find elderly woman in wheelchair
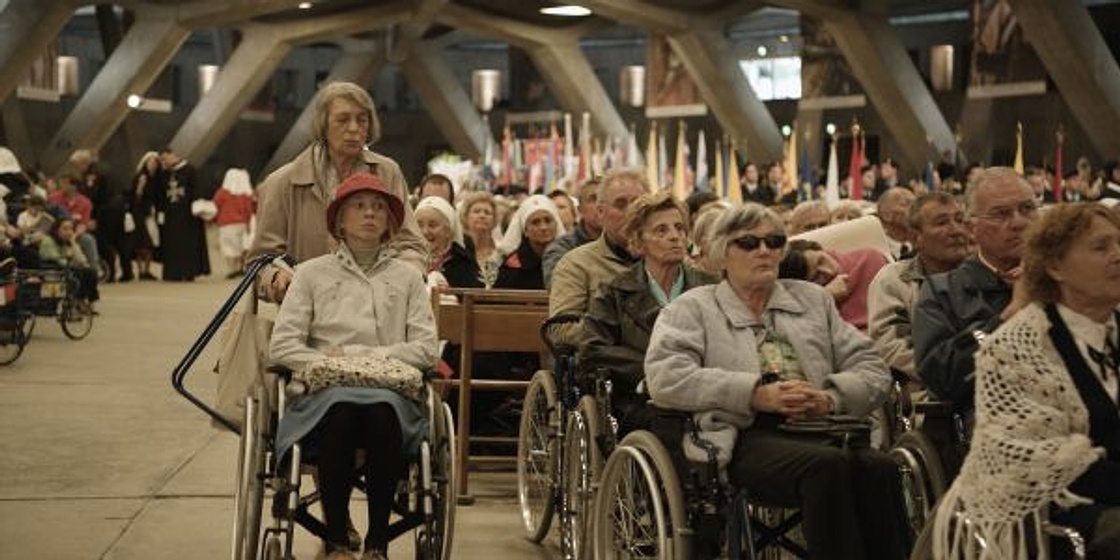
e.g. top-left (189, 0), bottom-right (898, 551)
top-left (639, 202), bottom-right (909, 559)
top-left (269, 172), bottom-right (439, 560)
top-left (929, 203), bottom-right (1120, 560)
top-left (581, 190), bottom-right (717, 437)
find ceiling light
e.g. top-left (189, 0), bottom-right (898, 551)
top-left (779, 35), bottom-right (789, 43)
top-left (127, 94), bottom-right (143, 109)
top-left (781, 124), bottom-right (792, 137)
top-left (540, 5), bottom-right (592, 17)
top-left (826, 123), bottom-right (837, 136)
top-left (756, 45), bottom-right (768, 57)
top-left (298, 2), bottom-right (312, 9)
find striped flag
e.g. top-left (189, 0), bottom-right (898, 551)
top-left (714, 139), bottom-right (725, 199)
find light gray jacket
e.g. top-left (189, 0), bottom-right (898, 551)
top-left (270, 244), bottom-right (439, 373)
top-left (867, 257), bottom-right (927, 382)
top-left (645, 279), bottom-right (890, 465)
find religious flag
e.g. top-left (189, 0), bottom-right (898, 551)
top-left (1054, 128), bottom-right (1064, 202)
top-left (646, 122), bottom-right (659, 193)
top-left (714, 140), bottom-right (725, 199)
top-left (1013, 122), bottom-right (1024, 175)
top-left (727, 142), bottom-right (743, 205)
top-left (696, 129), bottom-right (709, 193)
top-left (824, 136), bottom-right (840, 206)
top-left (799, 131), bottom-right (815, 201)
top-left (627, 125), bottom-right (643, 168)
top-left (848, 124), bottom-right (864, 200)
top-left (658, 127), bottom-right (668, 189)
top-left (783, 122), bottom-right (799, 198)
top-left (672, 121), bottom-right (687, 200)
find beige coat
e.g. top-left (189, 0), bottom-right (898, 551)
top-left (866, 257), bottom-right (927, 382)
top-left (269, 244), bottom-right (439, 373)
top-left (548, 235), bottom-right (635, 348)
top-left (250, 145), bottom-right (427, 274)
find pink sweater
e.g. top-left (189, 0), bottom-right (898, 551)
top-left (831, 248), bottom-right (889, 331)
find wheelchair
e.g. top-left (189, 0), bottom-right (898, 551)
top-left (16, 267), bottom-right (94, 340)
top-left (516, 314), bottom-right (617, 560)
top-left (592, 406), bottom-right (823, 560)
top-left (173, 254), bottom-right (456, 560)
top-left (0, 272), bottom-right (33, 365)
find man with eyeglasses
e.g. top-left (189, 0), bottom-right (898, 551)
top-left (913, 167), bottom-right (1038, 408)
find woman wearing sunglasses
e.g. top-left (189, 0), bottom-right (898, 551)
top-left (644, 202), bottom-right (909, 560)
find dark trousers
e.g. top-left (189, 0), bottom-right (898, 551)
top-left (728, 422), bottom-right (909, 560)
top-left (317, 402), bottom-right (404, 552)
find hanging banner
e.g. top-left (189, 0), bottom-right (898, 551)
top-left (645, 34), bottom-right (707, 118)
top-left (967, 0), bottom-right (1048, 98)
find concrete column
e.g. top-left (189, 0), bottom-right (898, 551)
top-left (0, 0), bottom-right (77, 103)
top-left (264, 45), bottom-right (387, 174)
top-left (170, 27), bottom-right (291, 165)
top-left (435, 3), bottom-right (627, 139)
top-left (40, 14), bottom-right (189, 174)
top-left (576, 0), bottom-right (782, 160)
top-left (525, 41), bottom-right (628, 140)
top-left (819, 12), bottom-right (956, 170)
top-left (400, 42), bottom-right (496, 160)
top-left (667, 30), bottom-right (783, 162)
top-left (1009, 0), bottom-right (1120, 156)
top-left (1, 97), bottom-right (36, 169)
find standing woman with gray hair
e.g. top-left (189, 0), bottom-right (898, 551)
top-left (251, 81), bottom-right (426, 302)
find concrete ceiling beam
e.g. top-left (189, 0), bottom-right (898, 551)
top-left (39, 12), bottom-right (189, 174)
top-left (169, 3), bottom-right (415, 166)
top-left (1009, 0), bottom-right (1120, 156)
top-left (817, 11), bottom-right (956, 169)
top-left (400, 42), bottom-right (497, 161)
top-left (580, 0), bottom-right (783, 161)
top-left (437, 5), bottom-right (627, 139)
top-left (0, 0), bottom-right (81, 103)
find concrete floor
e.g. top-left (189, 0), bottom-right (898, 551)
top-left (0, 274), bottom-right (559, 560)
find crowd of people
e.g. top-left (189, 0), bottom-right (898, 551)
top-left (3, 78), bottom-right (1119, 558)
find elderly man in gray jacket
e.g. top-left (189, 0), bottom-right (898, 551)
top-left (645, 203), bottom-right (906, 560)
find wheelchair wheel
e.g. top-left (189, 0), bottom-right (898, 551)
top-left (58, 297), bottom-right (93, 340)
top-left (417, 390), bottom-right (457, 560)
top-left (232, 390), bottom-right (267, 560)
top-left (890, 430), bottom-right (947, 543)
top-left (562, 396), bottom-right (605, 559)
top-left (593, 431), bottom-right (689, 560)
top-left (517, 370), bottom-right (560, 543)
top-left (0, 313), bottom-right (31, 366)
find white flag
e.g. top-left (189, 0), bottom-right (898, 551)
top-left (695, 129), bottom-right (709, 192)
top-left (627, 125), bottom-right (643, 167)
top-left (824, 138), bottom-right (840, 206)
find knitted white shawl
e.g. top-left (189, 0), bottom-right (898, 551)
top-left (932, 304), bottom-right (1105, 559)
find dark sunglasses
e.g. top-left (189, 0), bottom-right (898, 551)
top-left (731, 234), bottom-right (787, 251)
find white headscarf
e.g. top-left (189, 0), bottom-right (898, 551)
top-left (497, 194), bottom-right (566, 256)
top-left (0, 148), bottom-right (21, 174)
top-left (135, 151), bottom-right (159, 174)
top-left (221, 168), bottom-right (254, 196)
top-left (416, 195), bottom-right (464, 247)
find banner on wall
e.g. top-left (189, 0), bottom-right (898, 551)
top-left (645, 34), bottom-right (707, 118)
top-left (967, 0), bottom-right (1048, 98)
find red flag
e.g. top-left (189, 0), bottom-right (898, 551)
top-left (848, 125), bottom-right (864, 200)
top-left (1053, 129), bottom-right (1064, 202)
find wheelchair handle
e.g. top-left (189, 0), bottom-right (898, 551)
top-left (171, 253), bottom-right (284, 434)
top-left (540, 313), bottom-right (583, 354)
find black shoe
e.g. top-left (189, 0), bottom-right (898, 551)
top-left (139, 272), bottom-right (157, 281)
top-left (119, 276), bottom-right (133, 283)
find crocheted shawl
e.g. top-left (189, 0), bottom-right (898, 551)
top-left (932, 303), bottom-right (1104, 559)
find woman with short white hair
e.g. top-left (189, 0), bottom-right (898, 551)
top-left (415, 195), bottom-right (481, 289)
top-left (645, 202), bottom-right (907, 559)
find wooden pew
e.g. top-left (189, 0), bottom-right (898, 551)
top-left (431, 288), bottom-right (550, 504)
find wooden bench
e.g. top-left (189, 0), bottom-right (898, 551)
top-left (431, 288), bottom-right (550, 504)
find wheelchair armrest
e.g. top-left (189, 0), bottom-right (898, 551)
top-left (914, 399), bottom-right (955, 417)
top-left (1042, 522), bottom-right (1087, 559)
top-left (267, 365), bottom-right (293, 382)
